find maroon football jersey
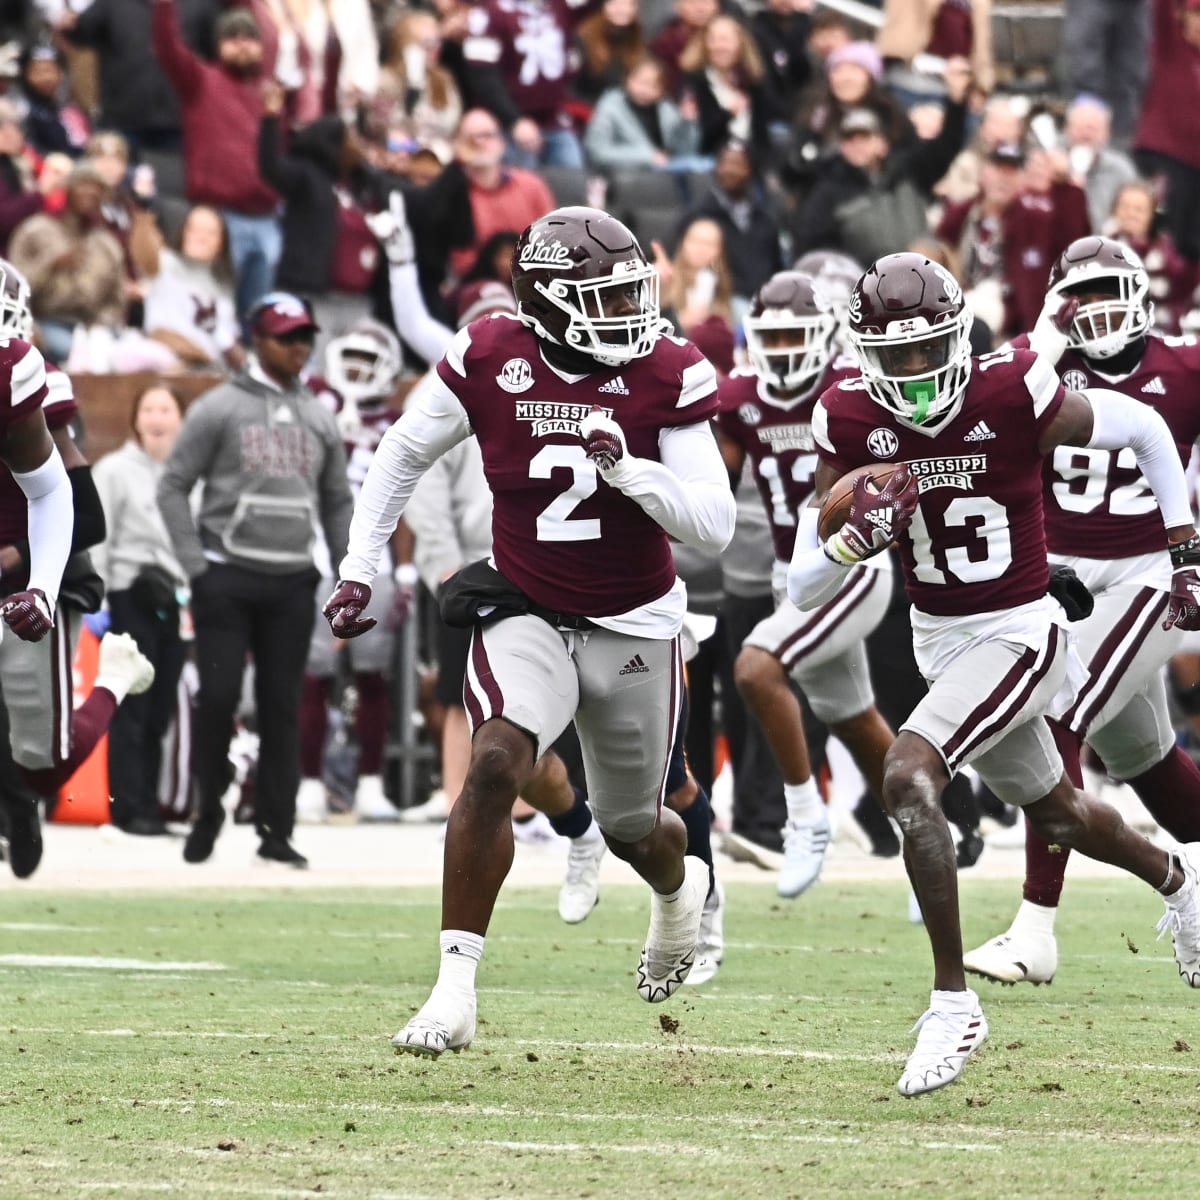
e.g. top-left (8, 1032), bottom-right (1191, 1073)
top-left (308, 376), bottom-right (400, 501)
top-left (718, 358), bottom-right (858, 562)
top-left (1012, 333), bottom-right (1200, 559)
top-left (0, 347), bottom-right (62, 550)
top-left (816, 347), bottom-right (1063, 617)
top-left (436, 313), bottom-right (720, 615)
top-left (463, 0), bottom-right (583, 126)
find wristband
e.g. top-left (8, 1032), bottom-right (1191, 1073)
top-left (1169, 533), bottom-right (1200, 569)
top-left (393, 563), bottom-right (419, 587)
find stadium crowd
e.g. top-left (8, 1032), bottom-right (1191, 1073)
top-left (0, 0), bottom-right (1199, 1096)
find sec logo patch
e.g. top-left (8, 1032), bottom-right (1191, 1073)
top-left (497, 358), bottom-right (534, 394)
top-left (1061, 370), bottom-right (1089, 393)
top-left (867, 427), bottom-right (899, 458)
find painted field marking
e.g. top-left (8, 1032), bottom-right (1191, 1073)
top-left (0, 954), bottom-right (225, 971)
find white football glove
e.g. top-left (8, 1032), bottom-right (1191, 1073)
top-left (1028, 293), bottom-right (1080, 366)
top-left (579, 408), bottom-right (627, 475)
top-left (366, 190), bottom-right (415, 267)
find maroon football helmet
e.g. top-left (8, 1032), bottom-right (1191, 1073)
top-left (1047, 235), bottom-right (1151, 360)
top-left (792, 249), bottom-right (863, 332)
top-left (744, 271), bottom-right (837, 394)
top-left (511, 206), bottom-right (660, 366)
top-left (846, 252), bottom-right (972, 426)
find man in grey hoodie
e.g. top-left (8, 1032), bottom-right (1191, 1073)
top-left (158, 292), bottom-right (354, 867)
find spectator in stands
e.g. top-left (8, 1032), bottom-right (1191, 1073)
top-left (750, 0), bottom-right (814, 110)
top-left (58, 0), bottom-right (211, 154)
top-left (153, 0), bottom-right (281, 321)
top-left (369, 8), bottom-right (462, 163)
top-left (92, 384), bottom-right (188, 837)
top-left (793, 59), bottom-right (970, 267)
top-left (935, 92), bottom-right (1026, 203)
top-left (461, 0), bottom-right (587, 168)
top-left (573, 0), bottom-right (646, 107)
top-left (86, 131), bottom-right (156, 287)
top-left (807, 8), bottom-right (853, 63)
top-left (257, 81), bottom-right (378, 352)
top-left (655, 215), bottom-right (735, 344)
top-left (876, 0), bottom-right (995, 104)
top-left (0, 98), bottom-right (50, 253)
top-left (159, 292), bottom-right (353, 869)
top-left (17, 41), bottom-right (90, 160)
top-left (1055, 95), bottom-right (1138, 233)
top-left (1106, 178), bottom-right (1196, 333)
top-left (936, 142), bottom-right (1090, 337)
top-left (239, 0), bottom-right (342, 124)
top-left (1065, 0), bottom-right (1149, 147)
top-left (682, 139), bottom-right (782, 304)
top-left (679, 14), bottom-right (787, 159)
top-left (9, 160), bottom-right (126, 363)
top-left (1135, 0), bottom-right (1200, 262)
top-left (650, 0), bottom-right (718, 96)
top-left (583, 56), bottom-right (702, 174)
top-left (787, 39), bottom-right (913, 191)
top-left (132, 202), bottom-right (242, 368)
top-left (446, 108), bottom-right (554, 277)
top-left (451, 230), bottom-right (517, 308)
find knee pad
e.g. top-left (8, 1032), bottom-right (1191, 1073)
top-left (594, 805), bottom-right (657, 845)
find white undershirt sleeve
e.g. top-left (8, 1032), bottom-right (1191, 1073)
top-left (12, 446), bottom-right (72, 608)
top-left (787, 503), bottom-right (852, 609)
top-left (601, 421), bottom-right (735, 553)
top-left (338, 373), bottom-right (473, 584)
top-left (388, 260), bottom-right (456, 367)
top-left (1083, 387), bottom-right (1194, 530)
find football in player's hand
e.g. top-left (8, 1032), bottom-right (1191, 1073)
top-left (817, 465), bottom-right (901, 542)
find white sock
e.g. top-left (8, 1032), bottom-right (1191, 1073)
top-left (436, 930), bottom-right (484, 992)
top-left (574, 820), bottom-right (603, 846)
top-left (784, 779), bottom-right (822, 826)
top-left (1010, 899), bottom-right (1058, 936)
top-left (931, 987), bottom-right (977, 1012)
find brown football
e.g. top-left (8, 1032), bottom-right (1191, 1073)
top-left (817, 464), bottom-right (903, 542)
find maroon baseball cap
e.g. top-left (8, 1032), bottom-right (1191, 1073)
top-left (251, 292), bottom-right (320, 338)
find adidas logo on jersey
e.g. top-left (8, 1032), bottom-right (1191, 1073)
top-left (619, 654), bottom-right (651, 675)
top-left (598, 376), bottom-right (630, 396)
top-left (963, 420), bottom-right (996, 442)
top-left (1141, 376), bottom-right (1166, 395)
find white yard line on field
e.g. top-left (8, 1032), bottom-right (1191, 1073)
top-left (0, 954), bottom-right (226, 971)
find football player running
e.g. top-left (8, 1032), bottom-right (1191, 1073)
top-left (324, 207), bottom-right (735, 1057)
top-left (717, 270), bottom-right (894, 897)
top-left (964, 236), bottom-right (1200, 984)
top-left (789, 251), bottom-right (1200, 1096)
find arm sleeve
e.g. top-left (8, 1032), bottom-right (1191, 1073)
top-left (388, 260), bottom-right (455, 366)
top-left (156, 399), bottom-right (222, 579)
top-left (601, 421), bottom-right (735, 553)
top-left (1084, 386), bottom-right (1194, 529)
top-left (6, 464), bottom-right (106, 573)
top-left (786, 503), bottom-right (852, 609)
top-left (256, 115), bottom-right (307, 197)
top-left (12, 448), bottom-right (73, 607)
top-left (338, 373), bottom-right (474, 583)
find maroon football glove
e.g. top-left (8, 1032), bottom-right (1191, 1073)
top-left (825, 465), bottom-right (920, 565)
top-left (0, 588), bottom-right (53, 642)
top-left (579, 407), bottom-right (626, 473)
top-left (1165, 568), bottom-right (1200, 631)
top-left (323, 580), bottom-right (376, 639)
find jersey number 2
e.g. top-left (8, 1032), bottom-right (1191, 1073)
top-left (530, 445), bottom-right (601, 542)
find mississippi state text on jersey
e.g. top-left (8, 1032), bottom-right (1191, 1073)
top-left (437, 312), bottom-right (719, 615)
top-left (718, 358), bottom-right (857, 562)
top-left (814, 347), bottom-right (1063, 616)
top-left (1012, 333), bottom-right (1200, 560)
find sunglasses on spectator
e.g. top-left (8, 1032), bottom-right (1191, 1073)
top-left (270, 329), bottom-right (316, 346)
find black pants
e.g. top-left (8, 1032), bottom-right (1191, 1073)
top-left (720, 591), bottom-right (788, 851)
top-left (107, 588), bottom-right (187, 827)
top-left (191, 563), bottom-right (318, 841)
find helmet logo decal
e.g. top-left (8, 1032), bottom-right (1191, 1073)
top-left (930, 263), bottom-right (961, 303)
top-left (496, 357), bottom-right (535, 394)
top-left (847, 289), bottom-right (863, 325)
top-left (517, 231), bottom-right (574, 271)
top-left (867, 428), bottom-right (899, 458)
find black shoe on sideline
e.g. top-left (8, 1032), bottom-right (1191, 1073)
top-left (257, 836), bottom-right (308, 869)
top-left (853, 795), bottom-right (900, 858)
top-left (956, 828), bottom-right (986, 870)
top-left (183, 807), bottom-right (226, 864)
top-left (117, 815), bottom-right (171, 837)
top-left (6, 797), bottom-right (43, 879)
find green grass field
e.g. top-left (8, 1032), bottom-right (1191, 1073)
top-left (0, 877), bottom-right (1197, 1199)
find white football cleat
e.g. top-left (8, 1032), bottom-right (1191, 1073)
top-left (683, 877), bottom-right (725, 986)
top-left (392, 987), bottom-right (476, 1059)
top-left (778, 811), bottom-right (831, 898)
top-left (353, 774), bottom-right (398, 822)
top-left (637, 856), bottom-right (708, 1002)
top-left (1156, 843), bottom-right (1200, 988)
top-left (558, 824), bottom-right (605, 924)
top-left (399, 789), bottom-right (450, 824)
top-left (897, 989), bottom-right (988, 1097)
top-left (719, 830), bottom-right (782, 871)
top-left (294, 777), bottom-right (328, 824)
top-left (95, 632), bottom-right (155, 700)
top-left (963, 928), bottom-right (1057, 985)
